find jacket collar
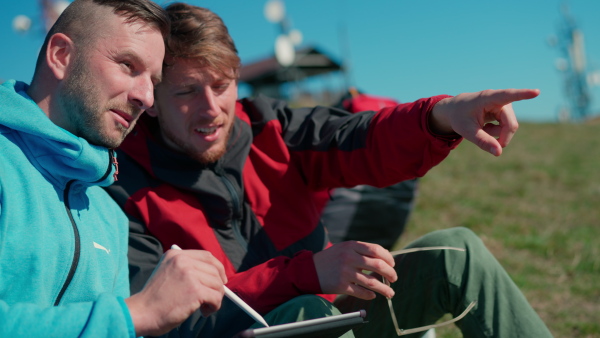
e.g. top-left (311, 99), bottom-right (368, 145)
top-left (0, 80), bottom-right (116, 189)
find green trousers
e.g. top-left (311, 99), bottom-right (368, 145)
top-left (263, 227), bottom-right (552, 338)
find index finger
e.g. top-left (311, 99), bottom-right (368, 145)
top-left (352, 241), bottom-right (396, 268)
top-left (484, 88), bottom-right (540, 106)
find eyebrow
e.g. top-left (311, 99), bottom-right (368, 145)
top-left (169, 72), bottom-right (229, 88)
top-left (119, 50), bottom-right (162, 85)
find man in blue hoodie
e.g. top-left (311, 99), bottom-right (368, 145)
top-left (0, 0), bottom-right (228, 337)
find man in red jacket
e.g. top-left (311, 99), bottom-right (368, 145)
top-left (105, 3), bottom-right (551, 337)
top-left (321, 90), bottom-right (419, 251)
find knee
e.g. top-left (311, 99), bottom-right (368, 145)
top-left (287, 294), bottom-right (333, 307)
top-left (263, 295), bottom-right (343, 327)
top-left (412, 227), bottom-right (483, 249)
top-left (280, 295), bottom-right (342, 318)
top-left (444, 227), bottom-right (482, 247)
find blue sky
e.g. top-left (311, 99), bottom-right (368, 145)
top-left (2, 0), bottom-right (600, 122)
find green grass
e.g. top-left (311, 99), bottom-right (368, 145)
top-left (392, 122), bottom-right (600, 338)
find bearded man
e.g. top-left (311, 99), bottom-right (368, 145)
top-left (107, 3), bottom-right (552, 337)
top-left (0, 1), bottom-right (228, 336)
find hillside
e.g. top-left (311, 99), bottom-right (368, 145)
top-left (394, 122), bottom-right (600, 337)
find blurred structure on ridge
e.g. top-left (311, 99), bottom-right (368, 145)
top-left (240, 0), bottom-right (348, 107)
top-left (12, 0), bottom-right (70, 35)
top-left (548, 2), bottom-right (600, 122)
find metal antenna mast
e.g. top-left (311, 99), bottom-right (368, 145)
top-left (549, 3), bottom-right (595, 121)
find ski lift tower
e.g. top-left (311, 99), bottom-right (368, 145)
top-left (549, 3), bottom-right (594, 121)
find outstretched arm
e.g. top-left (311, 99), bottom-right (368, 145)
top-left (430, 88), bottom-right (540, 156)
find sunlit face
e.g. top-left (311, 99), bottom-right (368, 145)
top-left (59, 13), bottom-right (164, 148)
top-left (150, 58), bottom-right (238, 164)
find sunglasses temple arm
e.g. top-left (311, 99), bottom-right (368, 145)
top-left (387, 297), bottom-right (477, 336)
top-left (389, 246), bottom-right (466, 256)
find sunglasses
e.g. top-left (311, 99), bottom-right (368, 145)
top-left (382, 246), bottom-right (477, 336)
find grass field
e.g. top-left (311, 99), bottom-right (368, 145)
top-left (393, 122), bottom-right (600, 337)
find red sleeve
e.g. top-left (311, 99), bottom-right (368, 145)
top-left (296, 95), bottom-right (462, 190)
top-left (342, 93), bottom-right (401, 113)
top-left (225, 250), bottom-right (336, 314)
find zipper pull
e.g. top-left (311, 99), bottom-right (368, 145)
top-left (110, 150), bottom-right (119, 181)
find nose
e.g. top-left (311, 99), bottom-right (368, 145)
top-left (198, 88), bottom-right (220, 118)
top-left (128, 76), bottom-right (154, 111)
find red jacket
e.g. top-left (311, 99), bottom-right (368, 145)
top-left (105, 94), bottom-right (461, 334)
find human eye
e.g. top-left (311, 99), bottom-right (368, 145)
top-left (213, 81), bottom-right (230, 94)
top-left (174, 87), bottom-right (194, 96)
top-left (119, 59), bottom-right (135, 73)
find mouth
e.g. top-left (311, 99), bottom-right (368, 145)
top-left (111, 109), bottom-right (133, 129)
top-left (195, 125), bottom-right (220, 136)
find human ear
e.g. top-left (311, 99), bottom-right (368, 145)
top-left (46, 33), bottom-right (74, 81)
top-left (145, 105), bottom-right (158, 117)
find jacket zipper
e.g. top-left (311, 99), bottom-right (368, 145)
top-left (218, 174), bottom-right (248, 251)
top-left (54, 180), bottom-right (80, 306)
top-left (53, 150), bottom-right (115, 306)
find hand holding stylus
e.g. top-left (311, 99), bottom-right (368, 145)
top-left (171, 245), bottom-right (269, 327)
top-left (125, 244), bottom-right (227, 336)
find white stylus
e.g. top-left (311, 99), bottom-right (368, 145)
top-left (170, 244), bottom-right (270, 327)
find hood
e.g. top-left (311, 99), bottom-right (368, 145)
top-left (0, 80), bottom-right (116, 189)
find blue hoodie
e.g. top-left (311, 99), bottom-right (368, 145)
top-left (0, 80), bottom-right (135, 337)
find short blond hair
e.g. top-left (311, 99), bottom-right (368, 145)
top-left (165, 3), bottom-right (241, 79)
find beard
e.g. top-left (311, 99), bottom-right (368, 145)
top-left (60, 54), bottom-right (140, 148)
top-left (157, 114), bottom-right (233, 165)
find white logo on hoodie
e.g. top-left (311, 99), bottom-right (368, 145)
top-left (93, 242), bottom-right (110, 254)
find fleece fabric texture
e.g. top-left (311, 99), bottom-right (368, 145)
top-left (0, 80), bottom-right (135, 337)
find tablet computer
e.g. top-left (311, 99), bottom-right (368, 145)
top-left (234, 310), bottom-right (367, 338)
